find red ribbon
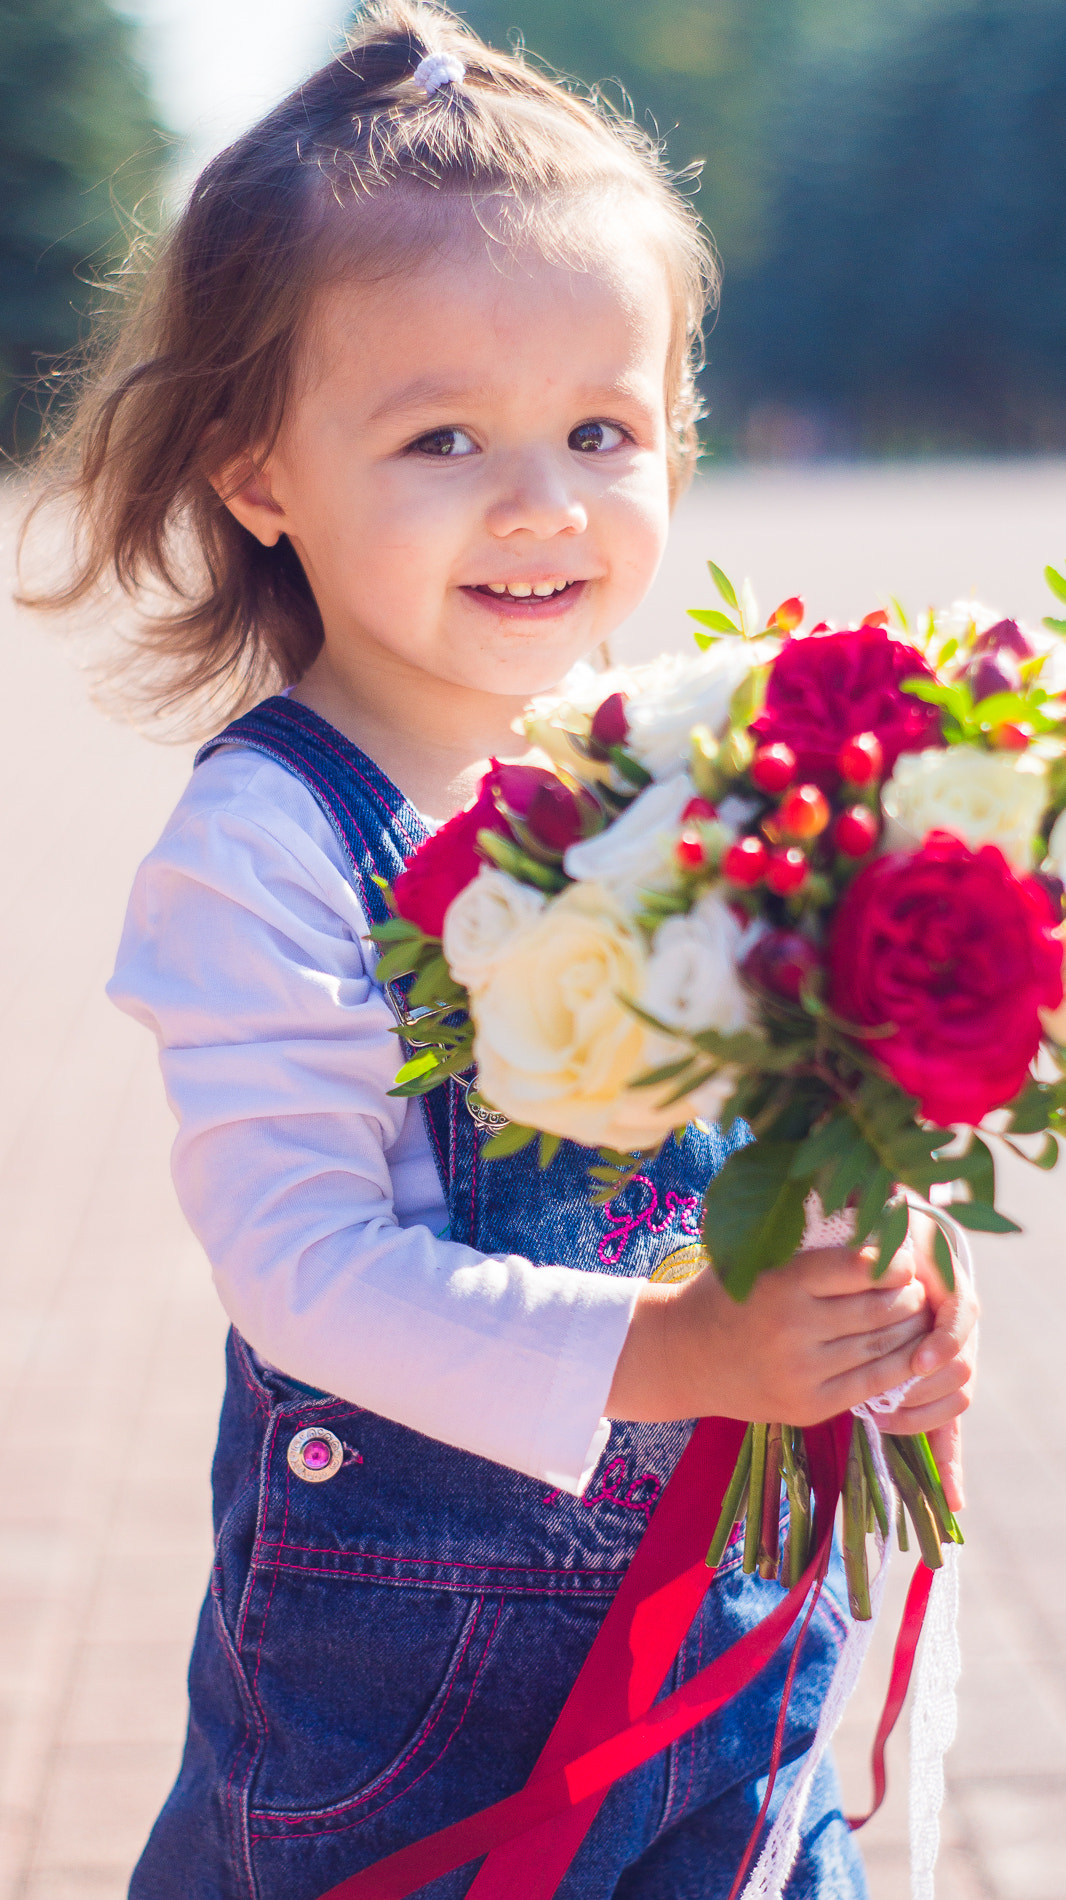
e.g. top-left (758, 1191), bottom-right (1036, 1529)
top-left (318, 1414), bottom-right (854, 1900)
top-left (847, 1557), bottom-right (936, 1829)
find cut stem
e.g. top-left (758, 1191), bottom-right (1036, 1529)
top-left (744, 1424), bottom-right (769, 1575)
top-left (758, 1423), bottom-right (784, 1580)
top-left (843, 1419), bottom-right (872, 1619)
top-left (883, 1436), bottom-right (944, 1570)
top-left (855, 1418), bottom-right (890, 1538)
top-left (706, 1425), bottom-right (754, 1569)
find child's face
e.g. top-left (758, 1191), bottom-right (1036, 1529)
top-left (224, 218), bottom-right (675, 703)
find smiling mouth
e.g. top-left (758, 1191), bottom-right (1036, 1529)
top-left (465, 579), bottom-right (586, 607)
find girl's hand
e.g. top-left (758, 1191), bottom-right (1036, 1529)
top-left (877, 1215), bottom-right (979, 1512)
top-left (607, 1243), bottom-right (931, 1430)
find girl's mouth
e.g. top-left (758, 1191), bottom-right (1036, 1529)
top-left (463, 578), bottom-right (587, 615)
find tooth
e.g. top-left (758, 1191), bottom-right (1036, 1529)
top-left (486, 583), bottom-right (507, 594)
top-left (532, 582), bottom-right (557, 597)
top-left (507, 582), bottom-right (533, 597)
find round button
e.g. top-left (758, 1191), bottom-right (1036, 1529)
top-left (287, 1426), bottom-right (344, 1483)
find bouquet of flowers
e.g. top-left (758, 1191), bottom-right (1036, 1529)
top-left (371, 567), bottom-right (1066, 1618)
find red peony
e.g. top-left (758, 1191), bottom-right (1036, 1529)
top-left (391, 770), bottom-right (511, 938)
top-left (751, 628), bottom-right (944, 790)
top-left (828, 832), bottom-right (1064, 1125)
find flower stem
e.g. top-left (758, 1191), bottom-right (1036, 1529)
top-left (882, 1436), bottom-right (944, 1569)
top-left (855, 1418), bottom-right (890, 1538)
top-left (782, 1425), bottom-right (811, 1586)
top-left (744, 1424), bottom-right (769, 1575)
top-left (843, 1419), bottom-right (873, 1620)
top-left (758, 1423), bottom-right (784, 1579)
top-left (706, 1425), bottom-right (754, 1569)
top-left (896, 1431), bottom-right (964, 1545)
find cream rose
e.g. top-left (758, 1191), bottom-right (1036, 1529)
top-left (1047, 807), bottom-right (1066, 884)
top-left (441, 868), bottom-right (546, 993)
top-left (472, 881), bottom-right (693, 1149)
top-left (563, 773), bottom-right (695, 907)
top-left (522, 662), bottom-right (637, 780)
top-left (642, 893), bottom-right (753, 1038)
top-left (882, 745), bottom-right (1048, 870)
top-left (625, 641), bottom-right (760, 780)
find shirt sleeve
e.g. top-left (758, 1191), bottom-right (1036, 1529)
top-left (107, 750), bottom-right (638, 1493)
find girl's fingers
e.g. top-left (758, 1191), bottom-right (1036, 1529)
top-left (925, 1419), bottom-right (965, 1511)
top-left (821, 1335), bottom-right (931, 1416)
top-left (879, 1387), bottom-right (970, 1440)
top-left (910, 1283), bottom-right (979, 1376)
top-left (813, 1280), bottom-right (928, 1343)
top-left (819, 1309), bottom-right (931, 1379)
top-left (796, 1245), bottom-right (915, 1297)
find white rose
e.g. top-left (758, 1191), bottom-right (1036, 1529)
top-left (441, 868), bottom-right (546, 993)
top-left (625, 641), bottom-right (760, 780)
top-left (563, 773), bottom-right (694, 906)
top-left (642, 892), bottom-right (753, 1037)
top-left (929, 598), bottom-right (1005, 643)
top-left (882, 745), bottom-right (1048, 870)
top-left (1047, 807), bottom-right (1066, 883)
top-left (472, 881), bottom-right (695, 1149)
top-left (522, 662), bottom-right (637, 779)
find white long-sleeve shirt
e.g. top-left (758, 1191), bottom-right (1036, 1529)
top-left (109, 744), bottom-right (639, 1493)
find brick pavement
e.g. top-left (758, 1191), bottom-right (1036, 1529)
top-left (2, 468), bottom-right (1064, 1898)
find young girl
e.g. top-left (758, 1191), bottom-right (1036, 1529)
top-left (29, 6), bottom-right (975, 1896)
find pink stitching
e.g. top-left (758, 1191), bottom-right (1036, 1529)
top-left (251, 1446), bottom-right (293, 1705)
top-left (598, 1176), bottom-right (701, 1266)
top-left (249, 1597), bottom-right (504, 1838)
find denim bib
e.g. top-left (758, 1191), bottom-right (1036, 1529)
top-left (129, 696), bottom-right (866, 1900)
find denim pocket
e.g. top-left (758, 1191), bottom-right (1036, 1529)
top-left (244, 1574), bottom-right (500, 1832)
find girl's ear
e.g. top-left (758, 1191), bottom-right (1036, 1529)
top-left (209, 453), bottom-right (288, 547)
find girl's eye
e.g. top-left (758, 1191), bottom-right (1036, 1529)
top-left (409, 427), bottom-right (478, 458)
top-left (568, 420), bottom-right (629, 455)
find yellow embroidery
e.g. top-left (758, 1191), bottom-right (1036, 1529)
top-left (649, 1242), bottom-right (707, 1284)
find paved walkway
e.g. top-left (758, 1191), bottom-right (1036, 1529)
top-left (2, 465), bottom-right (1064, 1898)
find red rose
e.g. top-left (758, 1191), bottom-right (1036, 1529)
top-left (392, 771), bottom-right (511, 938)
top-left (492, 762), bottom-right (597, 853)
top-left (828, 832), bottom-right (1064, 1124)
top-left (751, 628), bottom-right (943, 790)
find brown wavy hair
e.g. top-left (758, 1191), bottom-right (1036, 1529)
top-left (21, 0), bottom-right (717, 732)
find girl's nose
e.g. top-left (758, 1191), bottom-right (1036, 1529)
top-left (484, 454), bottom-right (588, 540)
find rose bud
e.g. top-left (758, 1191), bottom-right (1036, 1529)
top-left (750, 742), bottom-right (797, 795)
top-left (770, 596), bottom-right (804, 632)
top-left (778, 783), bottom-right (831, 840)
top-left (723, 835), bottom-right (768, 886)
top-left (834, 804), bottom-right (880, 858)
top-left (975, 616), bottom-right (1034, 660)
top-left (967, 651), bottom-right (1021, 701)
top-left (837, 730), bottom-right (884, 786)
top-left (861, 609), bottom-right (890, 628)
top-left (674, 827), bottom-right (708, 871)
top-left (493, 763), bottom-right (593, 853)
top-left (991, 722), bottom-right (1031, 751)
top-left (682, 795), bottom-right (719, 823)
top-left (765, 845), bottom-right (808, 895)
top-left (589, 691), bottom-right (629, 755)
top-left (742, 928), bottom-right (822, 1003)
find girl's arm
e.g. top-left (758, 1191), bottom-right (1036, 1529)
top-left (110, 748), bottom-right (637, 1496)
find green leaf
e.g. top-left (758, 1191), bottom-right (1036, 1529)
top-left (874, 1200), bottom-right (910, 1277)
top-left (537, 1132), bottom-right (562, 1170)
top-left (708, 561), bottom-right (740, 611)
top-left (820, 1132), bottom-right (880, 1216)
top-left (955, 1134), bottom-right (996, 1204)
top-left (630, 1056), bottom-right (697, 1090)
top-left (1004, 1077), bottom-right (1056, 1134)
top-left (1045, 564), bottom-right (1066, 605)
top-left (476, 829), bottom-right (569, 892)
top-left (480, 1122), bottom-right (537, 1160)
top-left (394, 1051), bottom-right (439, 1087)
top-left (1042, 616), bottom-right (1066, 637)
top-left (854, 1164), bottom-right (894, 1244)
top-left (949, 1201), bottom-right (1021, 1234)
top-left (369, 916), bottom-right (426, 944)
top-left (408, 956), bottom-right (457, 1008)
top-left (703, 1142), bottom-right (812, 1301)
top-left (932, 1224), bottom-right (956, 1291)
top-left (688, 608), bottom-right (741, 634)
top-left (788, 1114), bottom-right (854, 1179)
top-left (608, 746), bottom-right (654, 788)
top-left (372, 942), bottom-right (426, 986)
top-left (1034, 1132), bottom-right (1060, 1170)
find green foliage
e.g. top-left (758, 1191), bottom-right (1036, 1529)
top-left (0, 0), bottom-right (167, 451)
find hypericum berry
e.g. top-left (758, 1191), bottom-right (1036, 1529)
top-left (674, 828), bottom-right (708, 871)
top-left (750, 742), bottom-right (797, 795)
top-left (861, 609), bottom-right (890, 628)
top-left (991, 721), bottom-right (1031, 751)
top-left (837, 731), bottom-right (884, 785)
top-left (770, 596), bottom-right (804, 632)
top-left (765, 846), bottom-right (808, 895)
top-left (778, 783), bottom-right (831, 840)
top-left (682, 795), bottom-right (719, 823)
top-left (834, 804), bottom-right (880, 858)
top-left (742, 929), bottom-right (822, 1003)
top-left (589, 691), bottom-right (629, 753)
top-left (723, 835), bottom-right (768, 886)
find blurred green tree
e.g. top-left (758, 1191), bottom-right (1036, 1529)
top-left (0, 0), bottom-right (166, 452)
top-left (719, 0), bottom-right (1066, 453)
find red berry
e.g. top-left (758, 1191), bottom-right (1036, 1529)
top-left (742, 929), bottom-right (822, 1003)
top-left (834, 804), bottom-right (880, 858)
top-left (750, 742), bottom-right (797, 795)
top-left (674, 828), bottom-right (707, 871)
top-left (837, 731), bottom-right (884, 786)
top-left (765, 846), bottom-right (808, 895)
top-left (778, 783), bottom-right (831, 840)
top-left (770, 596), bottom-right (804, 632)
top-left (723, 835), bottom-right (768, 886)
top-left (861, 609), bottom-right (890, 628)
top-left (991, 722), bottom-right (1031, 751)
top-left (682, 795), bottom-right (719, 823)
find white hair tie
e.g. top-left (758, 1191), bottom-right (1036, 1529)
top-left (413, 51), bottom-right (466, 96)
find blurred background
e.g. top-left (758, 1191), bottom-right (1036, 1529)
top-left (1, 5), bottom-right (1064, 1900)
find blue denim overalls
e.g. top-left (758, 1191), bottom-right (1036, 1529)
top-left (130, 698), bottom-right (868, 1900)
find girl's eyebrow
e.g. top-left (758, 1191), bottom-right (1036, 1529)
top-left (368, 375), bottom-right (475, 422)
